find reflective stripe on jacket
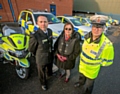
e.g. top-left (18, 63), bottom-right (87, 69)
top-left (79, 33), bottom-right (114, 79)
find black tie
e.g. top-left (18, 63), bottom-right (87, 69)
top-left (45, 32), bottom-right (47, 36)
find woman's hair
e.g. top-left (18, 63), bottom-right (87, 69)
top-left (63, 22), bottom-right (74, 31)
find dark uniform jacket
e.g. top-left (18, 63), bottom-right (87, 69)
top-left (54, 31), bottom-right (80, 69)
top-left (28, 28), bottom-right (53, 65)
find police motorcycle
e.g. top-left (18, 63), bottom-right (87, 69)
top-left (0, 25), bottom-right (30, 79)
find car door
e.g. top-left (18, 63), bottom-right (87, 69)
top-left (63, 18), bottom-right (69, 24)
top-left (18, 11), bottom-right (27, 28)
top-left (57, 17), bottom-right (63, 23)
top-left (81, 18), bottom-right (87, 26)
top-left (26, 12), bottom-right (35, 35)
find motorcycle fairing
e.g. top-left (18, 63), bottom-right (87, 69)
top-left (2, 34), bottom-right (29, 50)
top-left (19, 58), bottom-right (30, 68)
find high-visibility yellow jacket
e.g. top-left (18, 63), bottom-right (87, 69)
top-left (79, 32), bottom-right (114, 79)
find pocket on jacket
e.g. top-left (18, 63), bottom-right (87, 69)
top-left (43, 41), bottom-right (49, 50)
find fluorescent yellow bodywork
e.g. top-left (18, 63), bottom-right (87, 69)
top-left (0, 34), bottom-right (30, 67)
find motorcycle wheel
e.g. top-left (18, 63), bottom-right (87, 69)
top-left (15, 67), bottom-right (29, 79)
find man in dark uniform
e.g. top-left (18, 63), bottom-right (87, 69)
top-left (28, 16), bottom-right (53, 91)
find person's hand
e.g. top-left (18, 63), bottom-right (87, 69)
top-left (61, 56), bottom-right (67, 61)
top-left (57, 54), bottom-right (64, 62)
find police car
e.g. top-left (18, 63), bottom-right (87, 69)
top-left (18, 9), bottom-right (64, 39)
top-left (57, 16), bottom-right (91, 41)
top-left (74, 16), bottom-right (92, 27)
top-left (74, 15), bottom-right (111, 35)
top-left (108, 16), bottom-right (119, 25)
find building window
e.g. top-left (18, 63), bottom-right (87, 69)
top-left (0, 4), bottom-right (2, 9)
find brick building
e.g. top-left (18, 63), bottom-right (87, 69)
top-left (0, 0), bottom-right (73, 22)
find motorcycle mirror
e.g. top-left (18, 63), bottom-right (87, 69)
top-left (0, 24), bottom-right (1, 32)
top-left (26, 21), bottom-right (33, 25)
top-left (0, 33), bottom-right (3, 37)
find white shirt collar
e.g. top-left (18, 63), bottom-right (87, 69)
top-left (44, 30), bottom-right (48, 34)
top-left (36, 25), bottom-right (48, 34)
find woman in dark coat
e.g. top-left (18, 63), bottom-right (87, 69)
top-left (54, 22), bottom-right (80, 82)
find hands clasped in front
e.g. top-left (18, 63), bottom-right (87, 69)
top-left (57, 54), bottom-right (67, 62)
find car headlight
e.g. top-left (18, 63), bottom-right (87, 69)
top-left (116, 20), bottom-right (119, 24)
top-left (52, 32), bottom-right (59, 37)
top-left (83, 31), bottom-right (89, 35)
top-left (53, 36), bottom-right (58, 39)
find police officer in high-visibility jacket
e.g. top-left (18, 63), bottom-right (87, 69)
top-left (74, 15), bottom-right (114, 94)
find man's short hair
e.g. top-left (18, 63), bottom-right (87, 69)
top-left (37, 16), bottom-right (48, 22)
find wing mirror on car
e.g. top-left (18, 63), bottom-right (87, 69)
top-left (26, 21), bottom-right (33, 25)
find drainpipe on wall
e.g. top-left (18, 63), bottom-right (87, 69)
top-left (8, 0), bottom-right (16, 22)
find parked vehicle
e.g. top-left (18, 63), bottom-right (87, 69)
top-left (95, 14), bottom-right (119, 26)
top-left (74, 16), bottom-right (111, 32)
top-left (57, 16), bottom-right (91, 42)
top-left (108, 16), bottom-right (119, 25)
top-left (74, 16), bottom-right (92, 27)
top-left (0, 25), bottom-right (30, 79)
top-left (18, 9), bottom-right (64, 40)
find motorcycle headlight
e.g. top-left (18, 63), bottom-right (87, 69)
top-left (16, 51), bottom-right (22, 57)
top-left (8, 49), bottom-right (29, 58)
top-left (16, 50), bottom-right (29, 58)
top-left (8, 50), bottom-right (16, 57)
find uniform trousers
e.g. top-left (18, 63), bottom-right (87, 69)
top-left (36, 62), bottom-right (53, 85)
top-left (79, 73), bottom-right (95, 94)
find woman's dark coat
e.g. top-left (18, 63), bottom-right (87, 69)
top-left (54, 31), bottom-right (80, 69)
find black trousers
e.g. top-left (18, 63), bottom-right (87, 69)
top-left (37, 62), bottom-right (53, 85)
top-left (79, 73), bottom-right (95, 94)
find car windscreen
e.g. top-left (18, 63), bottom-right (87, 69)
top-left (86, 18), bottom-right (91, 23)
top-left (76, 18), bottom-right (80, 21)
top-left (34, 14), bottom-right (61, 24)
top-left (70, 19), bottom-right (82, 26)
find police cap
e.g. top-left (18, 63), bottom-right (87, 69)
top-left (90, 15), bottom-right (108, 25)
